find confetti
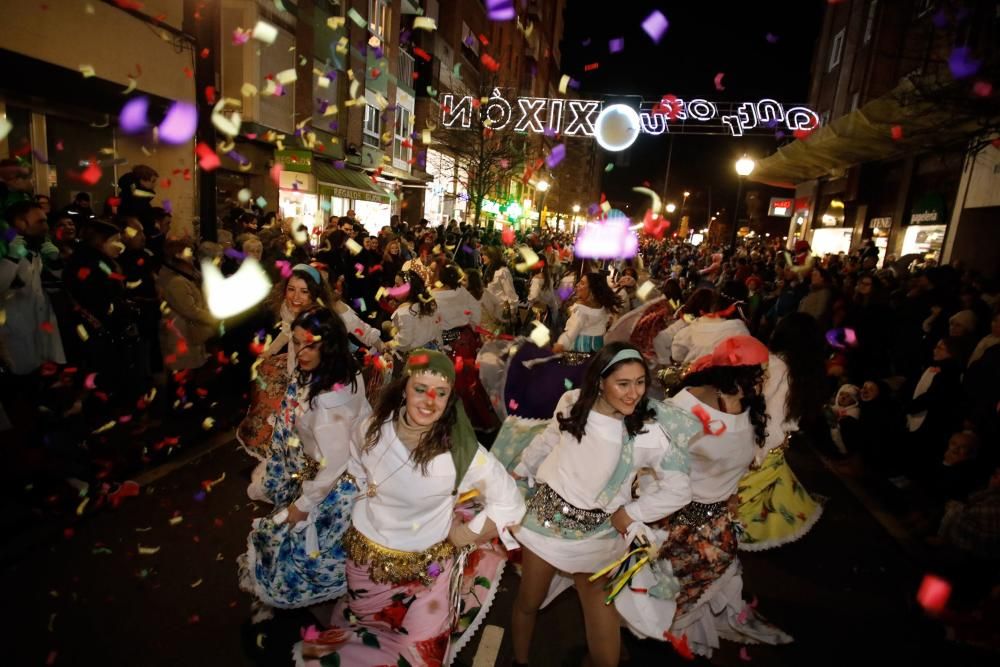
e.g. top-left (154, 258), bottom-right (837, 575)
top-left (972, 80), bottom-right (992, 97)
top-left (191, 578), bottom-right (203, 588)
top-left (413, 16), bottom-right (437, 31)
top-left (345, 238), bottom-right (362, 255)
top-left (641, 10), bottom-right (669, 44)
top-left (529, 321), bottom-right (551, 347)
top-left (765, 33), bottom-right (779, 44)
top-left (574, 219), bottom-right (638, 260)
top-left (202, 258), bottom-right (271, 319)
top-left (636, 280), bottom-right (655, 301)
top-left (251, 20), bottom-right (278, 44)
top-left (739, 646), bottom-right (752, 661)
top-left (347, 7), bottom-right (366, 28)
top-left (714, 72), bottom-right (725, 91)
top-left (545, 143), bottom-right (566, 169)
top-left (158, 101), bottom-right (197, 144)
top-left (948, 46), bottom-right (981, 79)
top-left (917, 574), bottom-right (951, 614)
top-left (486, 0), bottom-right (515, 21)
top-left (79, 64), bottom-right (95, 77)
top-left (169, 515), bottom-right (184, 526)
top-left (559, 74), bottom-right (571, 94)
top-left (196, 142), bottom-right (221, 171)
top-left (481, 53), bottom-right (500, 72)
top-left (138, 545), bottom-right (161, 555)
top-left (563, 379), bottom-right (574, 390)
top-left (584, 62), bottom-right (599, 72)
top-left (890, 125), bottom-right (903, 140)
top-left (663, 632), bottom-right (693, 660)
top-left (508, 399), bottom-right (519, 411)
top-left (119, 96), bottom-right (149, 133)
top-left (609, 37), bottom-right (624, 53)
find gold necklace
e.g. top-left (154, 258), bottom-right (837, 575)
top-left (364, 424), bottom-right (419, 498)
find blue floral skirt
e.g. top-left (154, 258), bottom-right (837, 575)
top-left (242, 475), bottom-right (358, 608)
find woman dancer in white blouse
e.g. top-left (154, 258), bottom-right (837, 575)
top-left (297, 349), bottom-right (525, 666)
top-left (617, 335), bottom-right (792, 658)
top-left (508, 342), bottom-right (699, 667)
top-left (481, 245), bottom-right (519, 333)
top-left (390, 270), bottom-right (443, 355)
top-left (239, 308), bottom-right (370, 611)
top-left (551, 271), bottom-right (621, 356)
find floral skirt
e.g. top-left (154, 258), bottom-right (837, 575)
top-left (240, 475), bottom-right (358, 608)
top-left (294, 542), bottom-right (507, 667)
top-left (236, 354), bottom-right (289, 460)
top-left (656, 510), bottom-right (740, 616)
top-left (737, 448), bottom-right (824, 551)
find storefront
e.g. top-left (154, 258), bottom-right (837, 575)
top-left (276, 149), bottom-right (321, 240)
top-left (809, 195), bottom-right (851, 255)
top-left (867, 216), bottom-right (891, 266)
top-left (314, 159), bottom-right (393, 235)
top-left (900, 192), bottom-right (949, 261)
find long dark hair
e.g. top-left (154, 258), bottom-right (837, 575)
top-left (581, 271), bottom-right (622, 314)
top-left (679, 365), bottom-right (769, 447)
top-left (291, 307), bottom-right (360, 405)
top-left (556, 342), bottom-right (654, 441)
top-left (769, 312), bottom-right (826, 427)
top-left (400, 270), bottom-right (437, 317)
top-left (465, 268), bottom-right (485, 300)
top-left (269, 267), bottom-right (335, 316)
top-left (482, 246), bottom-right (504, 284)
top-left (438, 263), bottom-right (463, 290)
top-left (363, 373), bottom-right (461, 473)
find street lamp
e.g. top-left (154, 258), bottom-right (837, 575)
top-left (665, 202), bottom-right (677, 214)
top-left (536, 179), bottom-right (550, 192)
top-left (730, 154), bottom-right (755, 252)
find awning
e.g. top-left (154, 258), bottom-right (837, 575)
top-left (750, 77), bottom-right (996, 187)
top-left (314, 160), bottom-right (392, 203)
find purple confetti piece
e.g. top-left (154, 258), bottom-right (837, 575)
top-left (32, 149), bottom-right (50, 164)
top-left (333, 160), bottom-right (346, 169)
top-left (328, 120), bottom-right (339, 131)
top-left (427, 562), bottom-right (442, 578)
top-left (641, 10), bottom-right (669, 44)
top-left (948, 46), bottom-right (981, 79)
top-left (486, 0), bottom-right (515, 21)
top-left (774, 130), bottom-right (785, 140)
top-left (931, 8), bottom-right (949, 29)
top-left (557, 284), bottom-right (574, 302)
top-left (399, 29), bottom-right (412, 44)
top-left (543, 127), bottom-right (557, 138)
top-left (581, 37), bottom-right (591, 46)
top-left (545, 143), bottom-right (566, 169)
top-left (193, 490), bottom-right (207, 502)
top-left (162, 199), bottom-right (172, 213)
top-left (464, 35), bottom-right (476, 48)
top-left (158, 101), bottom-right (198, 144)
top-left (765, 33), bottom-right (779, 44)
top-left (609, 37), bottom-right (624, 54)
top-left (569, 78), bottom-right (581, 90)
top-left (374, 46), bottom-right (384, 59)
top-left (587, 203), bottom-right (600, 216)
top-left (766, 118), bottom-right (780, 129)
top-left (461, 244), bottom-right (474, 254)
top-left (224, 248), bottom-right (247, 260)
top-left (119, 96), bottom-right (149, 134)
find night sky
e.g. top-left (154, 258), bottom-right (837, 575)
top-left (559, 0), bottom-right (825, 225)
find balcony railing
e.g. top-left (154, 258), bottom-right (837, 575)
top-left (398, 49), bottom-right (415, 89)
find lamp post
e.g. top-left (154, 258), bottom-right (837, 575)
top-left (665, 202), bottom-right (677, 214)
top-left (535, 179), bottom-right (550, 231)
top-left (730, 155), bottom-right (755, 252)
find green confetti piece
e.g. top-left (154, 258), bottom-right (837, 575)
top-left (604, 163), bottom-right (614, 172)
top-left (564, 378), bottom-right (573, 389)
top-left (347, 7), bottom-right (366, 28)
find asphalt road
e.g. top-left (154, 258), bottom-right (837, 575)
top-left (8, 438), bottom-right (995, 666)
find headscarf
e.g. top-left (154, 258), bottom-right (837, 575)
top-left (405, 348), bottom-right (477, 493)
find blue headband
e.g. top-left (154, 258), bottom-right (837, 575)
top-left (601, 348), bottom-right (643, 375)
top-left (293, 263), bottom-right (321, 285)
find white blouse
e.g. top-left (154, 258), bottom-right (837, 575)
top-left (653, 319), bottom-right (688, 365)
top-left (391, 303), bottom-right (443, 352)
top-left (293, 375), bottom-right (372, 512)
top-left (669, 388), bottom-right (756, 504)
top-left (485, 266), bottom-right (518, 307)
top-left (433, 287), bottom-right (481, 330)
top-left (557, 304), bottom-right (610, 349)
top-left (337, 302), bottom-right (382, 349)
top-left (348, 419), bottom-right (526, 551)
top-left (516, 390), bottom-right (692, 522)
top-left (760, 353), bottom-right (797, 461)
top-left (670, 317), bottom-right (750, 365)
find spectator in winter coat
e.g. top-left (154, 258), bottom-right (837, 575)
top-left (117, 165), bottom-right (158, 236)
top-left (906, 337), bottom-right (965, 476)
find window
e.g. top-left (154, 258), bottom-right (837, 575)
top-left (363, 104), bottom-right (381, 147)
top-left (863, 1), bottom-right (877, 45)
top-left (368, 0), bottom-right (389, 40)
top-left (393, 107), bottom-right (411, 166)
top-left (828, 28), bottom-right (845, 71)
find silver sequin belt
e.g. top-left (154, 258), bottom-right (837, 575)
top-left (673, 500), bottom-right (729, 528)
top-left (527, 483), bottom-right (610, 533)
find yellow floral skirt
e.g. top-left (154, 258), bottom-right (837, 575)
top-left (737, 447), bottom-right (823, 551)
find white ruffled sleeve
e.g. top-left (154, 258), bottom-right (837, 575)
top-left (294, 382), bottom-right (372, 512)
top-left (557, 304), bottom-right (584, 349)
top-left (514, 390), bottom-right (577, 478)
top-left (340, 306), bottom-right (382, 349)
top-left (498, 267), bottom-right (519, 306)
top-left (461, 446), bottom-right (527, 550)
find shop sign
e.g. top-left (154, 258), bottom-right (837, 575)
top-left (276, 149), bottom-right (313, 174)
top-left (869, 217), bottom-right (892, 229)
top-left (481, 198), bottom-right (502, 215)
top-left (325, 186), bottom-right (387, 203)
top-left (441, 91), bottom-right (821, 138)
top-left (768, 198), bottom-right (793, 217)
top-left (909, 193), bottom-right (946, 225)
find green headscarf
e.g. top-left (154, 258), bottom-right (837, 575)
top-left (405, 348), bottom-right (477, 494)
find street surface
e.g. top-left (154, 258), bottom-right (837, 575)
top-left (8, 437), bottom-right (994, 666)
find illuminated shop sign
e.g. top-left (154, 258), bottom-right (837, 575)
top-left (768, 198), bottom-right (793, 217)
top-left (441, 92), bottom-right (821, 138)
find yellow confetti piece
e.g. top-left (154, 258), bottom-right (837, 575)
top-left (345, 238), bottom-right (362, 255)
top-left (422, 129), bottom-right (433, 144)
top-left (559, 74), bottom-right (570, 94)
top-left (514, 246), bottom-right (540, 273)
top-left (79, 64), bottom-right (96, 78)
top-left (317, 75), bottom-right (331, 89)
top-left (122, 76), bottom-right (137, 95)
top-left (0, 308), bottom-right (5, 326)
top-left (326, 16), bottom-right (345, 29)
top-left (190, 578), bottom-right (203, 588)
top-left (92, 421), bottom-right (116, 434)
top-left (125, 280), bottom-right (143, 289)
top-left (169, 516), bottom-right (184, 526)
top-left (413, 16), bottom-right (437, 31)
top-left (202, 417), bottom-right (215, 430)
top-left (138, 545), bottom-right (160, 555)
top-left (76, 497), bottom-right (89, 516)
top-left (275, 68), bottom-right (297, 85)
top-left (241, 82), bottom-right (258, 97)
top-left (636, 280), bottom-right (655, 301)
top-left (256, 633), bottom-right (267, 649)
top-left (76, 324), bottom-right (89, 341)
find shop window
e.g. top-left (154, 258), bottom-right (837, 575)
top-left (828, 28), bottom-right (845, 72)
top-left (363, 104), bottom-right (381, 147)
top-left (368, 0), bottom-right (389, 41)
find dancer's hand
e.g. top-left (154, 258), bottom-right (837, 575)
top-left (551, 343), bottom-right (565, 354)
top-left (286, 504), bottom-right (308, 527)
top-left (611, 507), bottom-right (634, 535)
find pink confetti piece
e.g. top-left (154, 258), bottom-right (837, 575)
top-left (739, 647), bottom-right (752, 661)
top-left (609, 37), bottom-right (624, 54)
top-left (301, 625), bottom-right (320, 641)
top-left (196, 142), bottom-right (220, 171)
top-left (158, 101), bottom-right (198, 144)
top-left (508, 399), bottom-right (519, 411)
top-left (972, 80), bottom-right (992, 97)
top-left (641, 10), bottom-right (669, 44)
top-left (545, 143), bottom-right (566, 169)
top-left (574, 219), bottom-right (638, 260)
top-left (737, 605), bottom-right (749, 624)
top-left (917, 573), bottom-right (951, 614)
top-left (119, 96), bottom-right (149, 134)
top-left (84, 372), bottom-right (98, 390)
top-left (714, 72), bottom-right (725, 91)
top-left (386, 283), bottom-right (411, 298)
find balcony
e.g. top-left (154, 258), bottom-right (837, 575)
top-left (397, 48), bottom-right (415, 95)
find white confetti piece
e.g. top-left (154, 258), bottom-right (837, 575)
top-left (202, 258), bottom-right (271, 319)
top-left (251, 20), bottom-right (278, 45)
